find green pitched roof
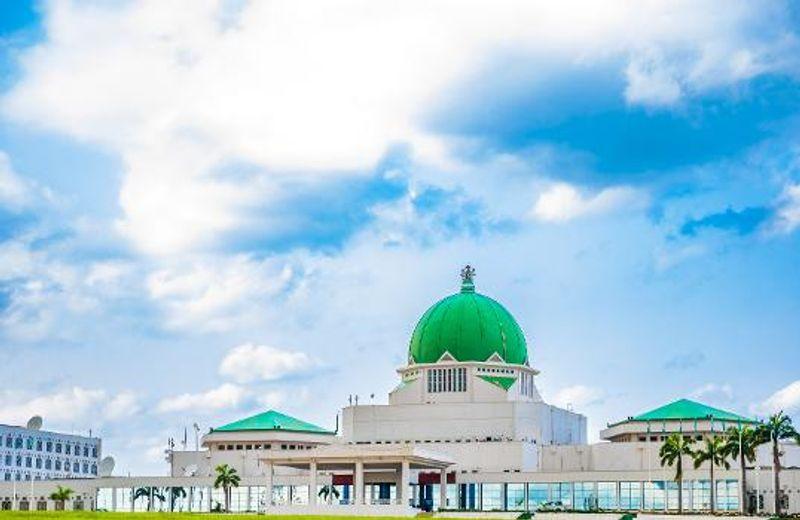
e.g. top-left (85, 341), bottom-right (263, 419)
top-left (408, 272), bottom-right (528, 365)
top-left (213, 410), bottom-right (334, 434)
top-left (626, 399), bottom-right (756, 424)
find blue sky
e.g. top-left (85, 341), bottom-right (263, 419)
top-left (1, 0), bottom-right (800, 474)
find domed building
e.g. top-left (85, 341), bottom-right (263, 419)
top-left (341, 265), bottom-right (587, 468)
top-left (13, 266), bottom-right (790, 516)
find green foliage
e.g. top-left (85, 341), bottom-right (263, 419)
top-left (722, 425), bottom-right (759, 463)
top-left (48, 486), bottom-right (74, 502)
top-left (692, 436), bottom-right (729, 470)
top-left (658, 432), bottom-right (694, 482)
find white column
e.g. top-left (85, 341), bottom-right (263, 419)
top-left (439, 469), bottom-right (448, 510)
top-left (309, 461), bottom-right (318, 506)
top-left (111, 488), bottom-right (117, 512)
top-left (264, 462), bottom-right (274, 509)
top-left (355, 461), bottom-right (364, 505)
top-left (399, 460), bottom-right (410, 506)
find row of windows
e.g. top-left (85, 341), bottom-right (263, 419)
top-left (636, 434), bottom-right (705, 442)
top-left (216, 443), bottom-right (314, 451)
top-left (519, 372), bottom-right (535, 397)
top-left (427, 368), bottom-right (467, 393)
top-left (352, 436), bottom-right (527, 446)
top-left (453, 480), bottom-right (740, 512)
top-left (3, 471), bottom-right (89, 481)
top-left (1, 455), bottom-right (96, 475)
top-left (3, 436), bottom-right (97, 458)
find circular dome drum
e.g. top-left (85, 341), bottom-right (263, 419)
top-left (408, 266), bottom-right (528, 365)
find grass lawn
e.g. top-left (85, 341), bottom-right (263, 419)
top-left (0, 514), bottom-right (429, 520)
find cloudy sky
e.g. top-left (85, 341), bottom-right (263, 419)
top-left (1, 0), bottom-right (800, 475)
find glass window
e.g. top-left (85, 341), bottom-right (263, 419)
top-left (83, 446), bottom-right (89, 457)
top-left (15, 456), bottom-right (22, 467)
top-left (92, 447), bottom-right (97, 457)
top-left (619, 481), bottom-right (642, 510)
top-left (528, 483), bottom-right (549, 510)
top-left (692, 480), bottom-right (711, 511)
top-left (481, 484), bottom-right (503, 511)
top-left (597, 482), bottom-right (618, 510)
top-left (45, 460), bottom-right (51, 470)
top-left (506, 483), bottom-right (525, 510)
top-left (26, 438), bottom-right (33, 450)
top-left (73, 462), bottom-right (79, 472)
top-left (4, 455), bottom-right (10, 466)
top-left (574, 482), bottom-right (596, 511)
top-left (65, 445), bottom-right (71, 455)
top-left (14, 438), bottom-right (22, 449)
top-left (35, 458), bottom-right (41, 469)
top-left (716, 479), bottom-right (739, 511)
top-left (644, 481), bottom-right (666, 510)
top-left (46, 442), bottom-right (52, 452)
top-left (55, 460), bottom-right (61, 471)
top-left (551, 482), bottom-right (572, 509)
top-left (36, 440), bottom-right (42, 451)
top-left (5, 436), bottom-right (11, 448)
top-left (55, 443), bottom-right (62, 454)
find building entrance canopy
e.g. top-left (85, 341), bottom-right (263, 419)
top-left (260, 444), bottom-right (454, 511)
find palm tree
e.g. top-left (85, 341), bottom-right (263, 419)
top-left (318, 485), bottom-right (341, 504)
top-left (49, 486), bottom-right (74, 510)
top-left (167, 487), bottom-right (187, 512)
top-left (693, 436), bottom-right (729, 513)
top-left (756, 411), bottom-right (799, 516)
top-left (659, 433), bottom-right (695, 513)
top-left (133, 487), bottom-right (165, 511)
top-left (214, 463), bottom-right (241, 512)
top-left (722, 425), bottom-right (758, 513)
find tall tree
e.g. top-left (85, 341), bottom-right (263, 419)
top-left (659, 433), bottom-right (695, 513)
top-left (214, 464), bottom-right (241, 512)
top-left (693, 436), bottom-right (729, 513)
top-left (722, 425), bottom-right (758, 513)
top-left (756, 412), bottom-right (799, 516)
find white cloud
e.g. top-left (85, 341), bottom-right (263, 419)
top-left (0, 387), bottom-right (136, 426)
top-left (2, 1), bottom-right (793, 255)
top-left (755, 380), bottom-right (800, 415)
top-left (0, 151), bottom-right (29, 207)
top-left (104, 391), bottom-right (141, 420)
top-left (550, 385), bottom-right (604, 410)
top-left (219, 343), bottom-right (314, 383)
top-left (624, 51), bottom-right (683, 107)
top-left (690, 383), bottom-right (734, 403)
top-left (156, 383), bottom-right (249, 413)
top-left (771, 184), bottom-right (800, 234)
top-left (530, 182), bottom-right (645, 223)
top-left (146, 255), bottom-right (297, 331)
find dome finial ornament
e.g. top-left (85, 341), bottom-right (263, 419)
top-left (460, 264), bottom-right (476, 293)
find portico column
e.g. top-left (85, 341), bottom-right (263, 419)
top-left (399, 460), bottom-right (410, 506)
top-left (264, 462), bottom-right (273, 509)
top-left (439, 469), bottom-right (448, 510)
top-left (309, 461), bottom-right (318, 506)
top-left (355, 460), bottom-right (365, 505)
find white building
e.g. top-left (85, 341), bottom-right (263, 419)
top-left (0, 419), bottom-right (101, 482)
top-left (1, 266), bottom-right (798, 516)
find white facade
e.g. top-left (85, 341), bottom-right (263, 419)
top-left (0, 424), bottom-right (101, 482)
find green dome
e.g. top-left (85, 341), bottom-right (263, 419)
top-left (408, 267), bottom-right (528, 365)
